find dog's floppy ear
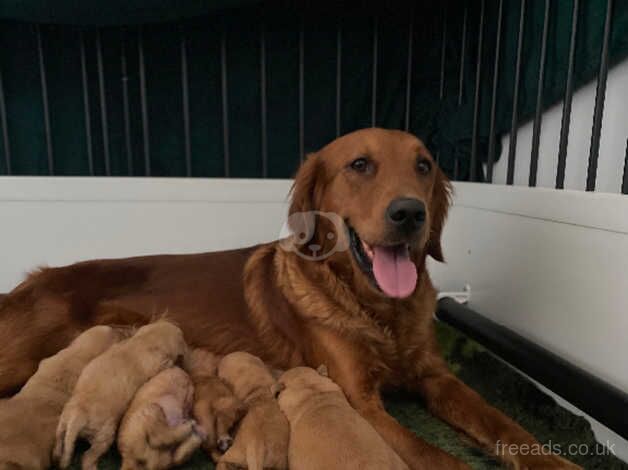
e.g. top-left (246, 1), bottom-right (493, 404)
top-left (288, 153), bottom-right (322, 234)
top-left (316, 364), bottom-right (329, 377)
top-left (427, 168), bottom-right (453, 262)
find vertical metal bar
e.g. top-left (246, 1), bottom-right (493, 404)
top-left (469, 0), bottom-right (485, 182)
top-left (80, 31), bottom-right (94, 176)
top-left (0, 63), bottom-right (12, 174)
top-left (439, 4), bottom-right (447, 101)
top-left (371, 16), bottom-right (378, 128)
top-left (138, 27), bottom-right (150, 176)
top-left (336, 22), bottom-right (342, 137)
top-left (486, 0), bottom-right (503, 183)
top-left (404, 17), bottom-right (414, 132)
top-left (507, 0), bottom-right (526, 185)
top-left (260, 24), bottom-right (268, 177)
top-left (457, 6), bottom-right (467, 107)
top-left (529, 0), bottom-right (550, 187)
top-left (454, 5), bottom-right (468, 180)
top-left (220, 28), bottom-right (230, 176)
top-left (96, 30), bottom-right (111, 176)
top-left (586, 0), bottom-right (613, 192)
top-left (180, 27), bottom-right (191, 177)
top-left (556, 0), bottom-right (579, 189)
top-left (36, 25), bottom-right (54, 175)
top-left (120, 29), bottom-right (133, 175)
top-left (298, 22), bottom-right (304, 162)
top-left (622, 138), bottom-right (628, 194)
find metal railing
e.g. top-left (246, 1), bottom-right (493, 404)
top-left (0, 2), bottom-right (626, 195)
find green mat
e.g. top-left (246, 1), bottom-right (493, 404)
top-left (68, 322), bottom-right (627, 470)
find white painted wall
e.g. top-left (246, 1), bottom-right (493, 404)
top-left (492, 57), bottom-right (628, 193)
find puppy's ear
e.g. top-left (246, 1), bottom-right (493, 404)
top-left (288, 153), bottom-right (322, 234)
top-left (316, 364), bottom-right (329, 377)
top-left (270, 382), bottom-right (286, 399)
top-left (426, 168), bottom-right (452, 262)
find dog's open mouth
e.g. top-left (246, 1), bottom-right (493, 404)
top-left (349, 227), bottom-right (418, 299)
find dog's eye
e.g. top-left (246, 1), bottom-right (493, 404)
top-left (349, 157), bottom-right (370, 173)
top-left (416, 159), bottom-right (432, 175)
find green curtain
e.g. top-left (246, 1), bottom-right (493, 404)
top-left (0, 1), bottom-right (627, 179)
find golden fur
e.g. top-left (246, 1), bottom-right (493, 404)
top-left (0, 326), bottom-right (121, 470)
top-left (118, 367), bottom-right (201, 470)
top-left (53, 321), bottom-right (187, 470)
top-left (216, 352), bottom-right (289, 470)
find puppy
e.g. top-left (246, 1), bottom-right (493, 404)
top-left (276, 366), bottom-right (408, 470)
top-left (54, 320), bottom-right (187, 470)
top-left (118, 367), bottom-right (202, 470)
top-left (184, 349), bottom-right (245, 461)
top-left (216, 351), bottom-right (289, 470)
top-left (0, 326), bottom-right (122, 470)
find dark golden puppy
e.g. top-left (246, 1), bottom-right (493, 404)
top-left (0, 129), bottom-right (578, 469)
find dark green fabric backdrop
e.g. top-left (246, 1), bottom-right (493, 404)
top-left (0, 1), bottom-right (627, 179)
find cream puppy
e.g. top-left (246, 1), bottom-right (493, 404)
top-left (0, 326), bottom-right (122, 470)
top-left (216, 352), bottom-right (289, 470)
top-left (276, 366), bottom-right (409, 470)
top-left (54, 320), bottom-right (187, 470)
top-left (118, 367), bottom-right (202, 470)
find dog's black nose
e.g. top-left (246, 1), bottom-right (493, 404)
top-left (386, 198), bottom-right (426, 233)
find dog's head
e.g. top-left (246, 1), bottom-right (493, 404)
top-left (285, 128), bottom-right (452, 299)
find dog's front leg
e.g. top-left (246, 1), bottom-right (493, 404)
top-left (413, 352), bottom-right (582, 469)
top-left (308, 325), bottom-right (470, 470)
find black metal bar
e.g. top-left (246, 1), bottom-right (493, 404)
top-left (556, 0), bottom-right (579, 190)
top-left (0, 63), bottom-right (11, 175)
top-left (138, 27), bottom-right (150, 176)
top-left (180, 27), bottom-right (191, 177)
top-left (486, 0), bottom-right (503, 183)
top-left (79, 31), bottom-right (94, 176)
top-left (470, 0), bottom-right (485, 182)
top-left (260, 24), bottom-right (268, 177)
top-left (120, 29), bottom-right (133, 175)
top-left (298, 22), bottom-right (304, 162)
top-left (587, 0), bottom-right (613, 192)
top-left (220, 29), bottom-right (230, 177)
top-left (454, 5), bottom-right (467, 181)
top-left (96, 30), bottom-right (111, 176)
top-left (36, 25), bottom-right (54, 175)
top-left (437, 297), bottom-right (628, 439)
top-left (371, 16), bottom-right (378, 128)
top-left (457, 6), bottom-right (467, 107)
top-left (336, 22), bottom-right (342, 137)
top-left (439, 5), bottom-right (447, 101)
top-left (622, 139), bottom-right (628, 194)
top-left (507, 0), bottom-right (526, 185)
top-left (529, 0), bottom-right (550, 187)
top-left (404, 17), bottom-right (414, 132)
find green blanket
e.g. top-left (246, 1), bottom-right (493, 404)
top-left (66, 321), bottom-right (626, 470)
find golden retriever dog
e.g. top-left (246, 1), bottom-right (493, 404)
top-left (53, 321), bottom-right (187, 470)
top-left (0, 128), bottom-right (578, 469)
top-left (216, 352), bottom-right (289, 470)
top-left (0, 326), bottom-right (121, 470)
top-left (118, 367), bottom-right (202, 470)
top-left (184, 349), bottom-right (245, 461)
top-left (275, 366), bottom-right (408, 470)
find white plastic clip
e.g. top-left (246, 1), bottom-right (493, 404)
top-left (436, 284), bottom-right (471, 304)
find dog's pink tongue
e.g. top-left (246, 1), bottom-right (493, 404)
top-left (372, 245), bottom-right (417, 298)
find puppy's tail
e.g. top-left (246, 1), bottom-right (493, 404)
top-left (245, 439), bottom-right (265, 470)
top-left (54, 408), bottom-right (86, 469)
